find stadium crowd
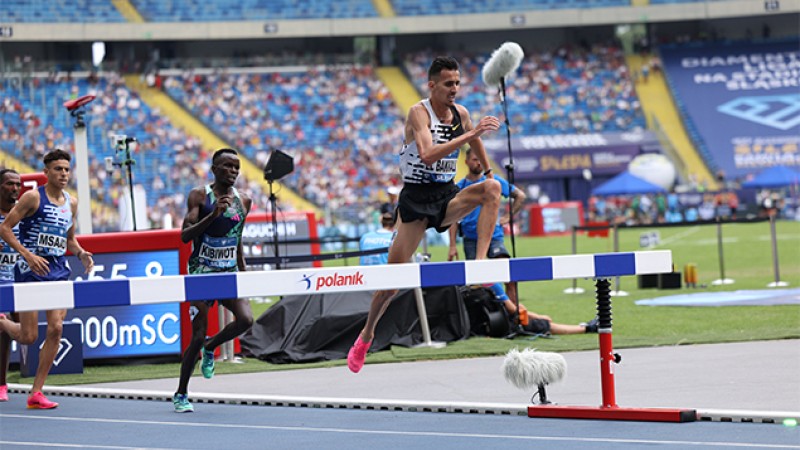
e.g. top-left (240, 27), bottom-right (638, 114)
top-left (162, 66), bottom-right (406, 217)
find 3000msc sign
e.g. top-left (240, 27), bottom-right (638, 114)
top-left (68, 309), bottom-right (179, 357)
top-left (64, 250), bottom-right (182, 358)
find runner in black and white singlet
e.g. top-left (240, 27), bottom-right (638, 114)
top-left (0, 150), bottom-right (94, 409)
top-left (348, 56), bottom-right (503, 374)
top-left (173, 148), bottom-right (253, 413)
top-left (0, 168), bottom-right (21, 403)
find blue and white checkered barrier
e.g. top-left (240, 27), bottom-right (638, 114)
top-left (0, 251), bottom-right (671, 313)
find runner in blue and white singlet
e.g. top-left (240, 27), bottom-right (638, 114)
top-left (0, 150), bottom-right (94, 410)
top-left (0, 213), bottom-right (19, 285)
top-left (14, 186), bottom-right (73, 282)
top-left (0, 168), bottom-right (21, 402)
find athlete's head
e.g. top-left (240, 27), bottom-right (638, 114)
top-left (464, 146), bottom-right (483, 176)
top-left (380, 211), bottom-right (396, 230)
top-left (428, 57), bottom-right (461, 107)
top-left (428, 56), bottom-right (459, 81)
top-left (211, 148), bottom-right (240, 187)
top-left (43, 149), bottom-right (71, 189)
top-left (0, 168), bottom-right (21, 209)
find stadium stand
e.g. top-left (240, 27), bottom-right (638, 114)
top-left (0, 0), bottom-right (125, 23)
top-left (649, 0), bottom-right (727, 3)
top-left (130, 0), bottom-right (378, 21)
top-left (390, 0), bottom-right (629, 15)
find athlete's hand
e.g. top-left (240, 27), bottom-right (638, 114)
top-left (213, 194), bottom-right (233, 218)
top-left (473, 116), bottom-right (500, 137)
top-left (24, 253), bottom-right (50, 277)
top-left (79, 250), bottom-right (94, 274)
top-left (447, 246), bottom-right (459, 261)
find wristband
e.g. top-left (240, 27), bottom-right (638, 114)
top-left (483, 169), bottom-right (492, 176)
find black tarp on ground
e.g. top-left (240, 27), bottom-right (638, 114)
top-left (240, 286), bottom-right (469, 364)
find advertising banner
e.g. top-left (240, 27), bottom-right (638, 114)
top-left (483, 131), bottom-right (656, 179)
top-left (242, 211), bottom-right (320, 269)
top-left (660, 40), bottom-right (800, 177)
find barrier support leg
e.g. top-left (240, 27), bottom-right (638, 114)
top-left (767, 215), bottom-right (789, 288)
top-left (527, 279), bottom-right (697, 422)
top-left (711, 219), bottom-right (734, 285)
top-left (411, 287), bottom-right (446, 349)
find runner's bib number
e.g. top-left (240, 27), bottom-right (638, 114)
top-left (37, 224), bottom-right (67, 256)
top-left (198, 235), bottom-right (238, 269)
top-left (0, 247), bottom-right (18, 281)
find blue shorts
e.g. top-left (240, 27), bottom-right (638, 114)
top-left (463, 238), bottom-right (510, 260)
top-left (14, 255), bottom-right (71, 283)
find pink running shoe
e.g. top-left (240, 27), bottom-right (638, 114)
top-left (0, 384), bottom-right (7, 402)
top-left (347, 336), bottom-right (372, 373)
top-left (27, 391), bottom-right (58, 409)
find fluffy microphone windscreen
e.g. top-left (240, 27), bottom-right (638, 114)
top-left (483, 42), bottom-right (525, 86)
top-left (482, 42), bottom-right (524, 87)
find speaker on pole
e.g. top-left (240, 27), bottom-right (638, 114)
top-left (263, 149), bottom-right (294, 182)
top-left (263, 149), bottom-right (294, 270)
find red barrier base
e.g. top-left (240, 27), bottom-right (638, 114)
top-left (528, 405), bottom-right (697, 423)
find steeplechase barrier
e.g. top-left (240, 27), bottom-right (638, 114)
top-left (1, 249), bottom-right (699, 422)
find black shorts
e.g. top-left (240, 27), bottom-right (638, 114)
top-left (398, 182), bottom-right (460, 233)
top-left (523, 318), bottom-right (551, 335)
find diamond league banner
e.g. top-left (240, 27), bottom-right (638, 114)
top-left (659, 39), bottom-right (800, 177)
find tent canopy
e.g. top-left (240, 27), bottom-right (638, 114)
top-left (592, 171), bottom-right (666, 196)
top-left (741, 165), bottom-right (800, 189)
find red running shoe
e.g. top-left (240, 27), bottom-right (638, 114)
top-left (347, 336), bottom-right (372, 373)
top-left (27, 391), bottom-right (58, 409)
top-left (0, 384), bottom-right (7, 402)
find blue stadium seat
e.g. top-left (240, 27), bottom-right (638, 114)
top-left (391, 0), bottom-right (628, 15)
top-left (131, 0), bottom-right (378, 21)
top-left (0, 0), bottom-right (125, 23)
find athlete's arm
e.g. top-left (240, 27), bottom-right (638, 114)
top-left (67, 196), bottom-right (93, 273)
top-left (500, 181), bottom-right (527, 225)
top-left (180, 187), bottom-right (226, 243)
top-left (409, 103), bottom-right (500, 167)
top-left (236, 194), bottom-right (252, 272)
top-left (509, 183), bottom-right (527, 216)
top-left (447, 225), bottom-right (459, 261)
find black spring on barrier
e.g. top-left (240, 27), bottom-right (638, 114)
top-left (595, 278), bottom-right (613, 329)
